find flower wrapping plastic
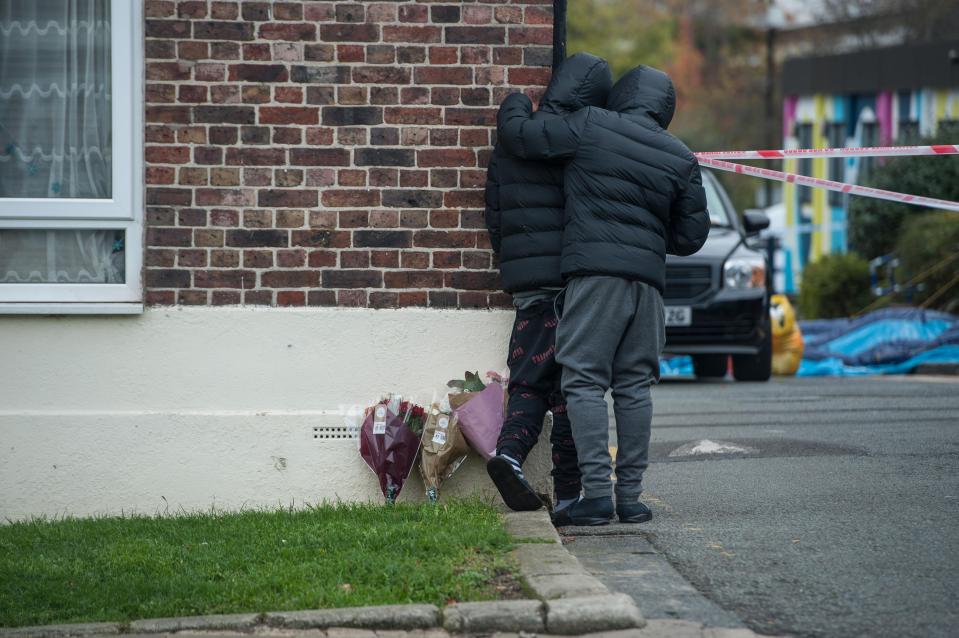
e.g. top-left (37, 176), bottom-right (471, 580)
top-left (358, 402), bottom-right (421, 504)
top-left (451, 380), bottom-right (504, 460)
top-left (419, 404), bottom-right (470, 503)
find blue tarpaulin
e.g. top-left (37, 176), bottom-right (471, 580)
top-left (659, 308), bottom-right (959, 378)
top-left (797, 308), bottom-right (959, 376)
top-left (660, 356), bottom-right (694, 377)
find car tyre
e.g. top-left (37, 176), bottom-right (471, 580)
top-left (693, 354), bottom-right (728, 378)
top-left (732, 320), bottom-right (772, 382)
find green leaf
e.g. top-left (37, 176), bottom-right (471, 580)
top-left (463, 371), bottom-right (486, 392)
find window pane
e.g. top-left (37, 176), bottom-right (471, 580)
top-left (703, 177), bottom-right (731, 226)
top-left (0, 229), bottom-right (124, 283)
top-left (0, 0), bottom-right (112, 199)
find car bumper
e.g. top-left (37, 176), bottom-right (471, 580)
top-left (663, 288), bottom-right (768, 356)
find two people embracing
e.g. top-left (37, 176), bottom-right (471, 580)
top-left (484, 53), bottom-right (710, 526)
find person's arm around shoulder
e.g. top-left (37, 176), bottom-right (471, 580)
top-left (666, 156), bottom-right (710, 256)
top-left (495, 92), bottom-right (588, 161)
top-left (484, 149), bottom-right (503, 254)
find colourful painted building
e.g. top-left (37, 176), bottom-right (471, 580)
top-left (778, 41), bottom-right (959, 294)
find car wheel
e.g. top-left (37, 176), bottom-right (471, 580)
top-left (693, 355), bottom-right (728, 378)
top-left (732, 320), bottom-right (772, 382)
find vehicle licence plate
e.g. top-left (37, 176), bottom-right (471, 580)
top-left (665, 306), bottom-right (692, 327)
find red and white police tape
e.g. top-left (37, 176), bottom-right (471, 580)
top-left (693, 144), bottom-right (959, 212)
top-left (697, 156), bottom-right (959, 213)
top-left (695, 144), bottom-right (959, 160)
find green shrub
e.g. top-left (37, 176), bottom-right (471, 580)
top-left (798, 253), bottom-right (873, 319)
top-left (895, 212), bottom-right (959, 312)
top-left (848, 133), bottom-right (959, 259)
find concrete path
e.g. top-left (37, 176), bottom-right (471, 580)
top-left (560, 529), bottom-right (745, 630)
top-left (563, 375), bottom-right (959, 638)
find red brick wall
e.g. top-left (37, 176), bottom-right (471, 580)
top-left (143, 0), bottom-right (554, 308)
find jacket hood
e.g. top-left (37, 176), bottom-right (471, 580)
top-left (538, 53), bottom-right (613, 115)
top-left (606, 65), bottom-right (676, 128)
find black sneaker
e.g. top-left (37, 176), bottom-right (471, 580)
top-left (550, 503), bottom-right (574, 527)
top-left (617, 500), bottom-right (653, 524)
top-left (568, 496), bottom-right (614, 526)
top-left (486, 455), bottom-right (544, 511)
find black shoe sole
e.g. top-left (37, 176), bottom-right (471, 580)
top-left (569, 516), bottom-right (613, 526)
top-left (618, 512), bottom-right (653, 524)
top-left (486, 457), bottom-right (543, 511)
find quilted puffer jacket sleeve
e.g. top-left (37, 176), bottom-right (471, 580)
top-left (484, 150), bottom-right (502, 254)
top-left (496, 92), bottom-right (587, 161)
top-left (666, 161), bottom-right (710, 256)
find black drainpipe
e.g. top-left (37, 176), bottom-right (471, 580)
top-left (552, 0), bottom-right (567, 68)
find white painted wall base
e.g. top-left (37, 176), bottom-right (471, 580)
top-left (0, 308), bottom-right (555, 521)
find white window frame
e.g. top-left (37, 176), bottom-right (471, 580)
top-left (0, 0), bottom-right (143, 313)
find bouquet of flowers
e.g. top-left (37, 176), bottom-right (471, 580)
top-left (357, 395), bottom-right (424, 504)
top-left (398, 399), bottom-right (427, 437)
top-left (447, 371), bottom-right (506, 460)
top-left (419, 397), bottom-right (471, 503)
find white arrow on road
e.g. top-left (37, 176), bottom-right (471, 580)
top-left (669, 439), bottom-right (759, 457)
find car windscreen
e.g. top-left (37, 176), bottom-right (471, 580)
top-left (703, 171), bottom-right (734, 228)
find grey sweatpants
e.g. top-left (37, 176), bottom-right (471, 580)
top-left (555, 276), bottom-right (665, 500)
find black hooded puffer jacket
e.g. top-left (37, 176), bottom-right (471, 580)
top-left (495, 65), bottom-right (710, 294)
top-left (484, 53), bottom-right (612, 293)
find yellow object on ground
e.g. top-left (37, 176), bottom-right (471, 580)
top-left (770, 294), bottom-right (804, 376)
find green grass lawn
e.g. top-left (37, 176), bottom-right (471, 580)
top-left (0, 500), bottom-right (519, 628)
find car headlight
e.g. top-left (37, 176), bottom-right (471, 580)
top-left (723, 256), bottom-right (766, 289)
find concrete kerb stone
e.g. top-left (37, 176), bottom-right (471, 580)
top-left (264, 605), bottom-right (439, 631)
top-left (128, 613), bottom-right (261, 633)
top-left (0, 623), bottom-right (120, 638)
top-left (383, 632), bottom-right (451, 638)
top-left (545, 594), bottom-right (645, 635)
top-left (505, 511), bottom-right (625, 621)
top-left (502, 510), bottom-right (561, 544)
top-left (511, 543), bottom-right (585, 578)
top-left (524, 573), bottom-right (610, 600)
top-left (502, 511), bottom-right (644, 635)
top-left (323, 629), bottom-right (378, 638)
top-left (441, 600), bottom-right (544, 634)
top-left (505, 513), bottom-right (611, 601)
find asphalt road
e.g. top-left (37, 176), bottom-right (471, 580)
top-left (566, 375), bottom-right (959, 638)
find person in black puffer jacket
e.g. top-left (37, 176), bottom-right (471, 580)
top-left (496, 65), bottom-right (710, 526)
top-left (484, 53), bottom-right (613, 514)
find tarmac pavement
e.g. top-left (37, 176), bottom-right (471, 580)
top-left (562, 375), bottom-right (959, 638)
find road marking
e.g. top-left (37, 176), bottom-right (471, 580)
top-left (668, 439), bottom-right (759, 457)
